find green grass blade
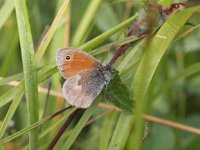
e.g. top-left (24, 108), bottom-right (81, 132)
top-left (117, 40), bottom-right (143, 72)
top-left (35, 0), bottom-right (70, 63)
top-left (99, 113), bottom-right (117, 150)
top-left (14, 0), bottom-right (39, 149)
top-left (37, 65), bottom-right (58, 83)
top-left (2, 107), bottom-right (76, 144)
top-left (80, 14), bottom-right (138, 51)
top-left (0, 32), bottom-right (19, 76)
top-left (175, 24), bottom-right (200, 42)
top-left (0, 82), bottom-right (24, 138)
top-left (90, 35), bottom-right (142, 56)
top-left (0, 74), bottom-right (23, 86)
top-left (0, 64), bottom-right (57, 108)
top-left (0, 0), bottom-right (14, 30)
top-left (41, 0), bottom-right (70, 144)
top-left (39, 108), bottom-right (76, 139)
top-left (62, 98), bottom-right (101, 150)
top-left (0, 63), bottom-right (56, 87)
top-left (72, 0), bottom-right (102, 47)
top-left (2, 118), bottom-right (48, 143)
top-left (0, 88), bottom-right (18, 108)
top-left (108, 113), bottom-right (133, 150)
top-left (131, 6), bottom-right (200, 150)
top-left (22, 115), bottom-right (73, 150)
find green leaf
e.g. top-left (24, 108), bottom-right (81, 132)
top-left (105, 69), bottom-right (134, 112)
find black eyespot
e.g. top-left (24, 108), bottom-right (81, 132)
top-left (65, 55), bottom-right (70, 60)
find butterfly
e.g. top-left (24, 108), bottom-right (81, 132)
top-left (56, 48), bottom-right (112, 108)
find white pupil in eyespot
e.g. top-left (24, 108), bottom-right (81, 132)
top-left (65, 55), bottom-right (70, 60)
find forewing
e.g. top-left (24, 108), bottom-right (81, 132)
top-left (62, 68), bottom-right (105, 108)
top-left (56, 48), bottom-right (101, 78)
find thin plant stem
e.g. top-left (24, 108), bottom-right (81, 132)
top-left (47, 109), bottom-right (80, 150)
top-left (109, 18), bottom-right (146, 65)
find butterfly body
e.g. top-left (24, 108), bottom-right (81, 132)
top-left (56, 48), bottom-right (112, 108)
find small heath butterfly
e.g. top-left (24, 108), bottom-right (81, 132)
top-left (56, 48), bottom-right (112, 108)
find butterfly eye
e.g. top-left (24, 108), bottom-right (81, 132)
top-left (65, 55), bottom-right (71, 60)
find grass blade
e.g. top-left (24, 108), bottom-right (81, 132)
top-left (62, 98), bottom-right (101, 150)
top-left (72, 0), bottom-right (103, 47)
top-left (14, 0), bottom-right (39, 149)
top-left (0, 74), bottom-right (23, 86)
top-left (99, 113), bottom-right (117, 150)
top-left (35, 0), bottom-right (70, 63)
top-left (0, 0), bottom-right (14, 30)
top-left (108, 113), bottom-right (133, 150)
top-left (80, 14), bottom-right (138, 51)
top-left (0, 88), bottom-right (18, 108)
top-left (2, 107), bottom-right (75, 144)
top-left (0, 64), bottom-right (57, 108)
top-left (131, 6), bottom-right (200, 150)
top-left (0, 82), bottom-right (24, 138)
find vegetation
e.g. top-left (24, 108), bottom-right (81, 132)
top-left (0, 0), bottom-right (200, 149)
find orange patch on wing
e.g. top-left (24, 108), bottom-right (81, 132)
top-left (62, 50), bottom-right (100, 78)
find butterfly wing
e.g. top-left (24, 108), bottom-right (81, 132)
top-left (56, 48), bottom-right (101, 79)
top-left (62, 68), bottom-right (105, 108)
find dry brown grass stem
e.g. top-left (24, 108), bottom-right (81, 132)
top-left (3, 78), bottom-right (200, 135)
